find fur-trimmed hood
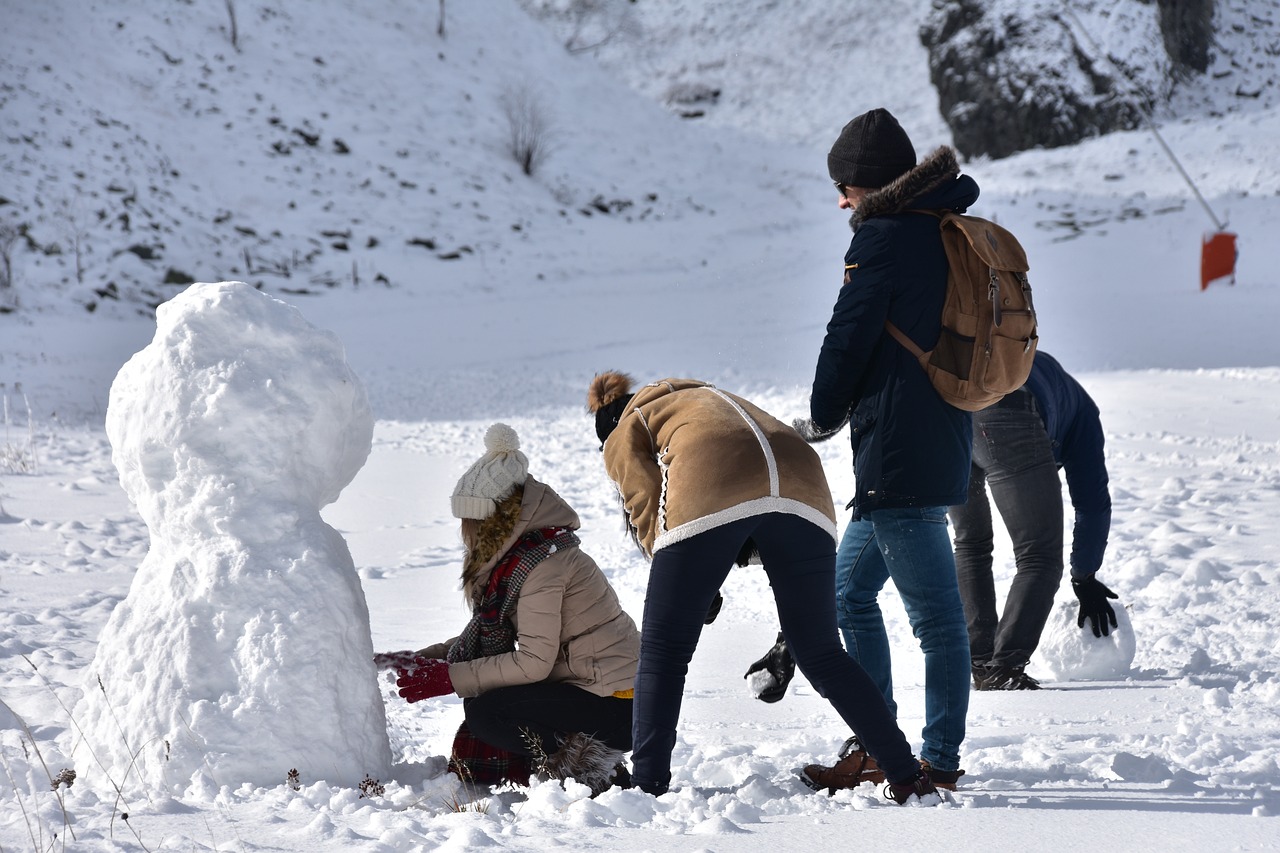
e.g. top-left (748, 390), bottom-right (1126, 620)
top-left (848, 145), bottom-right (965, 229)
top-left (463, 477), bottom-right (580, 589)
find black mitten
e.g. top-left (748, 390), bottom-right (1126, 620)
top-left (704, 590), bottom-right (724, 625)
top-left (1072, 575), bottom-right (1119, 637)
top-left (743, 632), bottom-right (794, 702)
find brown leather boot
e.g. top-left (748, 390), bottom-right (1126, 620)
top-left (800, 737), bottom-right (885, 793)
top-left (919, 759), bottom-right (965, 791)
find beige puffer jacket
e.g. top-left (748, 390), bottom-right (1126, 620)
top-left (419, 476), bottom-right (639, 699)
top-left (602, 379), bottom-right (838, 557)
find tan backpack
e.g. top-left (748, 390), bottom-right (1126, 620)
top-left (885, 211), bottom-right (1038, 412)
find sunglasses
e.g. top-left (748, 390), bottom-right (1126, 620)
top-left (833, 181), bottom-right (857, 198)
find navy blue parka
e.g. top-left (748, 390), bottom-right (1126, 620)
top-left (809, 146), bottom-right (975, 518)
top-left (1023, 351), bottom-right (1112, 579)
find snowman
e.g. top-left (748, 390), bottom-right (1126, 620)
top-left (76, 282), bottom-right (392, 793)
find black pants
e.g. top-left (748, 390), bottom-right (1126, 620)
top-left (464, 681), bottom-right (633, 757)
top-left (632, 512), bottom-right (919, 794)
top-left (949, 388), bottom-right (1064, 668)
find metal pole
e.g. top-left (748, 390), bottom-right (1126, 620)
top-left (1061, 3), bottom-right (1227, 231)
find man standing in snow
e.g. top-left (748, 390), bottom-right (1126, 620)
top-left (791, 108), bottom-right (973, 792)
top-left (950, 350), bottom-right (1120, 690)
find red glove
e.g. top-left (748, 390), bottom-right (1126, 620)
top-left (395, 657), bottom-right (454, 702)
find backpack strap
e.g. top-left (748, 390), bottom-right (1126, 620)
top-left (884, 320), bottom-right (924, 360)
top-left (883, 209), bottom-right (946, 359)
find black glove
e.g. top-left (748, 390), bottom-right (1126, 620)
top-left (1072, 575), bottom-right (1119, 637)
top-left (743, 632), bottom-right (794, 703)
top-left (791, 416), bottom-right (844, 444)
top-left (704, 590), bottom-right (724, 625)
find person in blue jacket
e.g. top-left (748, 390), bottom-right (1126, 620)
top-left (948, 350), bottom-right (1120, 690)
top-left (792, 107), bottom-right (973, 791)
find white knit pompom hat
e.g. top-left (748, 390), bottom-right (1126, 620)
top-left (451, 423), bottom-right (529, 519)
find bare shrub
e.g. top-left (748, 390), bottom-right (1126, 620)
top-left (438, 752), bottom-right (490, 814)
top-left (0, 221), bottom-right (20, 290)
top-left (55, 197), bottom-right (90, 285)
top-left (1, 383), bottom-right (36, 474)
top-left (500, 84), bottom-right (555, 177)
top-left (224, 0), bottom-right (239, 50)
top-left (358, 774), bottom-right (385, 799)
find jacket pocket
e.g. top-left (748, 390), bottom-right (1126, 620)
top-left (561, 632), bottom-right (600, 685)
top-left (849, 406), bottom-right (875, 455)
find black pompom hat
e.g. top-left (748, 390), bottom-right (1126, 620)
top-left (587, 371), bottom-right (635, 448)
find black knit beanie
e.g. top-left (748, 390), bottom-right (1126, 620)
top-left (587, 370), bottom-right (636, 449)
top-left (594, 396), bottom-right (631, 447)
top-left (827, 108), bottom-right (917, 189)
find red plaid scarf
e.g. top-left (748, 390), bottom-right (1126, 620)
top-left (447, 526), bottom-right (578, 664)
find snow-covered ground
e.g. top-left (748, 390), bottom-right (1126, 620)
top-left (2, 1), bottom-right (1278, 851)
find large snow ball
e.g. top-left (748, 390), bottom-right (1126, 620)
top-left (1032, 596), bottom-right (1137, 682)
top-left (78, 282), bottom-right (391, 794)
top-left (107, 281), bottom-right (373, 532)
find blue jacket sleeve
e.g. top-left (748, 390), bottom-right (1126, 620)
top-left (1060, 405), bottom-right (1111, 579)
top-left (810, 226), bottom-right (894, 429)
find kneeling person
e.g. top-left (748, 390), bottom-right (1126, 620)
top-left (378, 424), bottom-right (639, 795)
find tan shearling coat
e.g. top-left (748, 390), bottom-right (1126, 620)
top-left (602, 379), bottom-right (838, 557)
top-left (419, 476), bottom-right (639, 700)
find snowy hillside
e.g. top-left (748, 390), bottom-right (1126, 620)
top-left (1, 0), bottom-right (791, 316)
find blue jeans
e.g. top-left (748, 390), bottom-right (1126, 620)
top-left (835, 505), bottom-right (969, 772)
top-left (631, 513), bottom-right (920, 795)
top-left (948, 389), bottom-right (1064, 668)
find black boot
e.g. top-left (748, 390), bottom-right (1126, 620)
top-left (982, 662), bottom-right (1041, 690)
top-left (884, 769), bottom-right (939, 805)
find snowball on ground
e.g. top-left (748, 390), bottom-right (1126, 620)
top-left (1032, 597), bottom-right (1137, 682)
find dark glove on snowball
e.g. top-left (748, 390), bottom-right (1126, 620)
top-left (1072, 575), bottom-right (1119, 638)
top-left (791, 416), bottom-right (845, 444)
top-left (704, 590), bottom-right (724, 625)
top-left (743, 632), bottom-right (794, 703)
top-left (395, 657), bottom-right (454, 702)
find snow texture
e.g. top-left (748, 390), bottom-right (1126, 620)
top-left (1, 0), bottom-right (1278, 850)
